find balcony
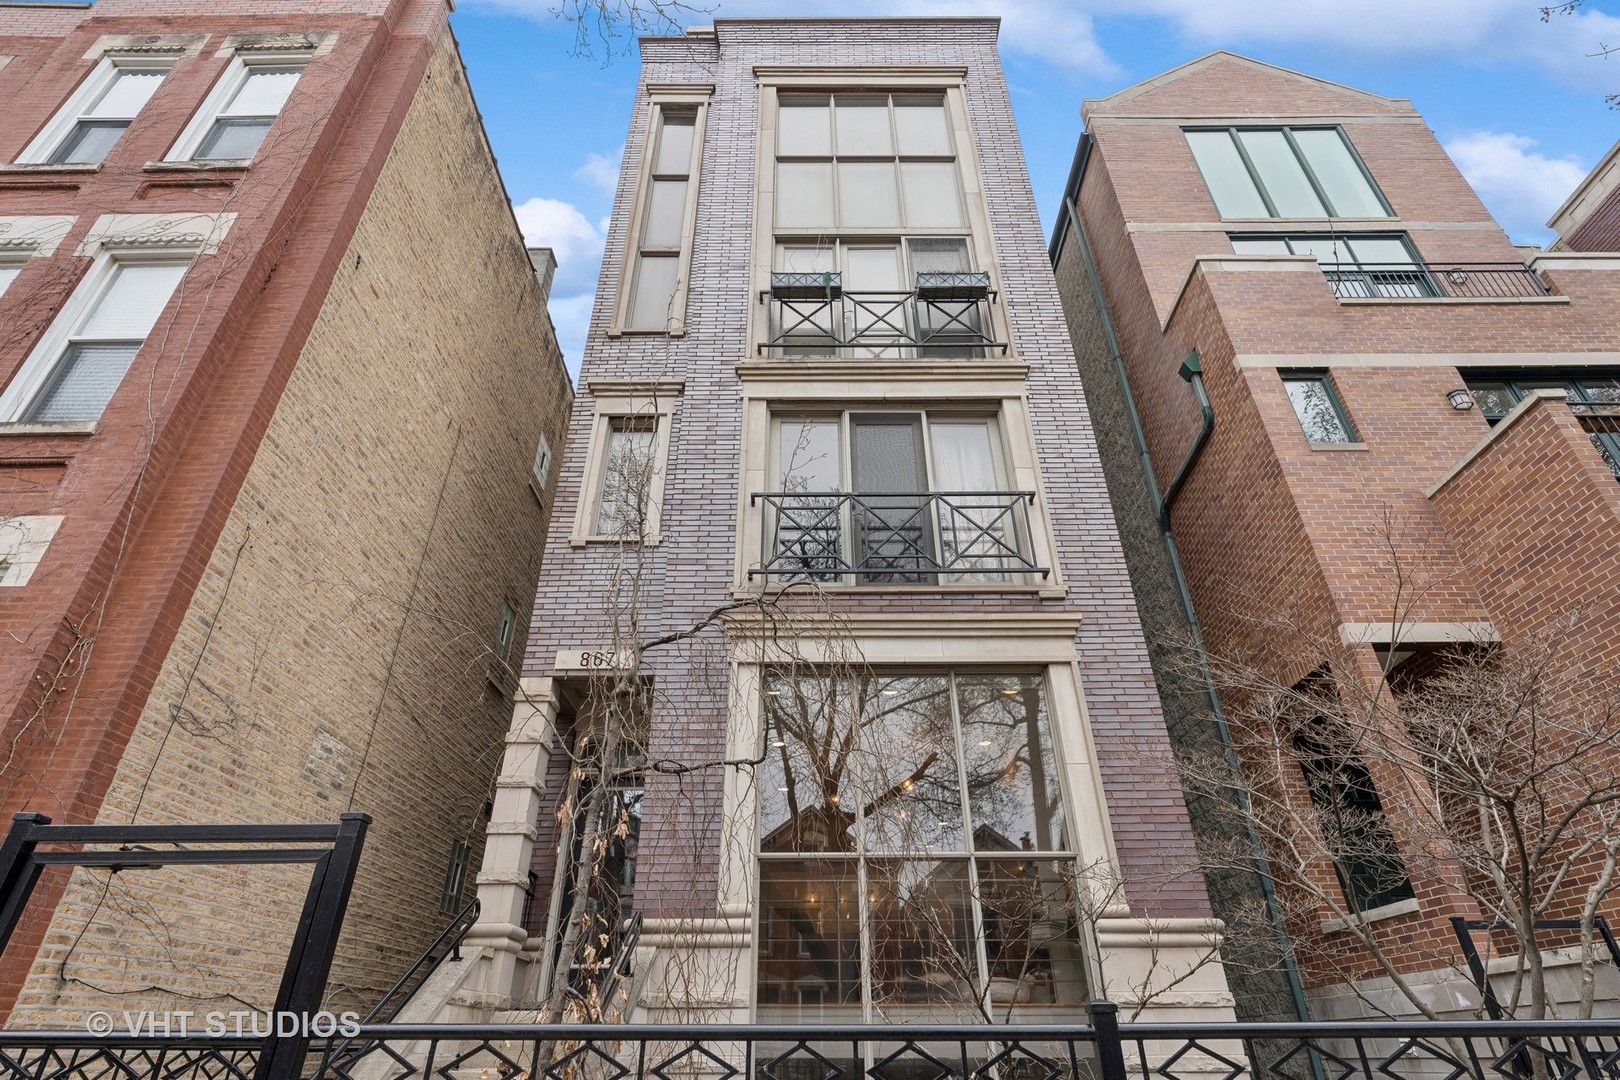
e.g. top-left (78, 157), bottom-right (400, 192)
top-left (761, 272), bottom-right (1006, 359)
top-left (1324, 261), bottom-right (1548, 300)
top-left (1570, 402), bottom-right (1620, 480)
top-left (750, 490), bottom-right (1047, 585)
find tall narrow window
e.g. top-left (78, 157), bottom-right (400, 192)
top-left (440, 840), bottom-right (472, 914)
top-left (1293, 724), bottom-right (1415, 914)
top-left (594, 417), bottom-right (657, 536)
top-left (0, 257), bottom-right (189, 423)
top-left (626, 110), bottom-right (699, 330)
top-left (168, 57), bottom-right (306, 163)
top-left (18, 58), bottom-right (171, 166)
top-left (1281, 371), bottom-right (1358, 445)
top-left (1186, 127), bottom-right (1390, 219)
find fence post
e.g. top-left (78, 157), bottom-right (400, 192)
top-left (1090, 1000), bottom-right (1129, 1080)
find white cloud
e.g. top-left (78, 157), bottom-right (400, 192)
top-left (574, 148), bottom-right (622, 192)
top-left (1444, 131), bottom-right (1586, 243)
top-left (512, 196), bottom-right (608, 373)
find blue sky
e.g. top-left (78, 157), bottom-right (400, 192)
top-left (451, 0), bottom-right (1620, 377)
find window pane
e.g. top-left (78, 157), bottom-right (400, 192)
top-left (1287, 236), bottom-right (1355, 265)
top-left (777, 97), bottom-right (831, 157)
top-left (1230, 237), bottom-right (1291, 255)
top-left (1285, 377), bottom-right (1353, 443)
top-left (894, 98), bottom-right (951, 156)
top-left (24, 342), bottom-right (140, 421)
top-left (776, 163), bottom-right (835, 227)
top-left (756, 859), bottom-right (864, 1018)
top-left (48, 120), bottom-right (127, 165)
top-left (0, 264), bottom-right (19, 297)
top-left (225, 66), bottom-right (302, 116)
top-left (859, 675), bottom-right (962, 853)
top-left (88, 68), bottom-right (165, 118)
top-left (900, 162), bottom-right (963, 228)
top-left (1185, 130), bottom-right (1268, 218)
top-left (653, 112), bottom-right (695, 175)
top-left (1292, 129), bottom-right (1387, 217)
top-left (867, 858), bottom-right (980, 1018)
top-left (908, 237), bottom-right (971, 275)
top-left (627, 254), bottom-right (678, 330)
top-left (834, 96), bottom-right (892, 156)
top-left (196, 117), bottom-right (271, 160)
top-left (1466, 382), bottom-right (1517, 418)
top-left (595, 422), bottom-right (655, 533)
top-left (763, 676), bottom-right (861, 854)
top-left (1238, 130), bottom-right (1326, 217)
top-left (1576, 379), bottom-right (1620, 404)
top-left (778, 419), bottom-right (841, 491)
top-left (837, 162), bottom-right (900, 227)
top-left (957, 675), bottom-right (1068, 852)
top-left (641, 179), bottom-right (687, 250)
top-left (1342, 237), bottom-right (1414, 266)
top-left (977, 859), bottom-right (1088, 1012)
top-left (80, 262), bottom-right (187, 339)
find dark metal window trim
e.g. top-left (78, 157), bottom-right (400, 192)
top-left (1183, 125), bottom-right (1395, 219)
top-left (1231, 232), bottom-right (1437, 298)
top-left (439, 838), bottom-right (471, 915)
top-left (1279, 369), bottom-right (1360, 445)
top-left (1462, 370), bottom-right (1620, 420)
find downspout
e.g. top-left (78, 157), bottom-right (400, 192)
top-left (1054, 133), bottom-right (1313, 1027)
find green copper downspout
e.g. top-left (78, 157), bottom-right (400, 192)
top-left (1053, 132), bottom-right (1313, 1027)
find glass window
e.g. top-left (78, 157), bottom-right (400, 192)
top-left (776, 163), bottom-right (835, 228)
top-left (18, 259), bottom-right (188, 422)
top-left (1294, 724), bottom-right (1415, 913)
top-left (193, 63), bottom-right (304, 161)
top-left (1234, 234), bottom-right (1429, 299)
top-left (834, 96), bottom-right (893, 156)
top-left (642, 179), bottom-right (688, 250)
top-left (778, 97), bottom-right (832, 157)
top-left (1186, 127), bottom-right (1390, 219)
top-left (37, 63), bottom-right (170, 165)
top-left (1282, 371), bottom-right (1357, 445)
top-left (837, 163), bottom-right (900, 227)
top-left (893, 97), bottom-right (951, 156)
top-left (652, 113), bottom-right (695, 174)
top-left (627, 253), bottom-right (679, 331)
top-left (594, 417), bottom-right (656, 536)
top-left (900, 162), bottom-right (963, 228)
top-left (0, 263), bottom-right (21, 298)
top-left (759, 672), bottom-right (1084, 1022)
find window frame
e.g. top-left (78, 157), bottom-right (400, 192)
top-left (611, 87), bottom-right (711, 336)
top-left (1291, 725), bottom-right (1416, 916)
top-left (0, 246), bottom-right (194, 424)
top-left (1279, 369), bottom-right (1360, 446)
top-left (571, 384), bottom-right (680, 547)
top-left (164, 51), bottom-right (311, 164)
top-left (17, 54), bottom-right (176, 166)
top-left (1185, 125), bottom-right (1393, 220)
top-left (1231, 232), bottom-right (1433, 298)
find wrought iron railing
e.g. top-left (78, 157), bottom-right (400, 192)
top-left (750, 491), bottom-right (1047, 583)
top-left (1569, 402), bottom-right (1620, 480)
top-left (14, 1004), bottom-right (1620, 1080)
top-left (1325, 262), bottom-right (1548, 300)
top-left (760, 289), bottom-right (1006, 358)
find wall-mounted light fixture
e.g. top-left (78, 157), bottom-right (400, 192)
top-left (1447, 388), bottom-right (1476, 411)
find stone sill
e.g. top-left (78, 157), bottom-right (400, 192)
top-left (571, 535), bottom-right (662, 548)
top-left (0, 420), bottom-right (96, 436)
top-left (1339, 295), bottom-right (1570, 306)
top-left (736, 582), bottom-right (1065, 600)
top-left (0, 162), bottom-right (99, 175)
top-left (143, 159), bottom-right (251, 173)
top-left (1321, 896), bottom-right (1421, 934)
top-left (1309, 441), bottom-right (1369, 452)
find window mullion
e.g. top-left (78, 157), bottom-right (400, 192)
top-left (1227, 128), bottom-right (1279, 218)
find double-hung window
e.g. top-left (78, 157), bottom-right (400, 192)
top-left (1232, 234), bottom-right (1430, 298)
top-left (18, 57), bottom-right (171, 166)
top-left (168, 56), bottom-right (306, 163)
top-left (0, 255), bottom-right (189, 423)
top-left (758, 672), bottom-right (1084, 1022)
top-left (1280, 371), bottom-right (1358, 446)
top-left (1186, 127), bottom-right (1391, 219)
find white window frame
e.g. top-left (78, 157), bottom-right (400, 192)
top-left (16, 54), bottom-right (176, 166)
top-left (570, 381), bottom-right (681, 547)
top-left (609, 85), bottom-right (712, 336)
top-left (0, 247), bottom-right (194, 424)
top-left (0, 253), bottom-right (27, 299)
top-left (164, 51), bottom-right (311, 163)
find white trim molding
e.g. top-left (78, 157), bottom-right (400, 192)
top-left (82, 34), bottom-right (206, 61)
top-left (0, 516), bottom-right (64, 587)
top-left (215, 31), bottom-right (338, 59)
top-left (76, 212), bottom-right (235, 256)
top-left (569, 382), bottom-right (681, 547)
top-left (0, 216), bottom-right (76, 257)
top-left (16, 53), bottom-right (177, 166)
top-left (1338, 621), bottom-right (1500, 647)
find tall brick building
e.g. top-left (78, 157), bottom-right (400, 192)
top-left (1050, 52), bottom-right (1620, 1020)
top-left (1552, 137), bottom-right (1620, 252)
top-left (0, 0), bottom-right (571, 1022)
top-left (453, 18), bottom-right (1238, 1035)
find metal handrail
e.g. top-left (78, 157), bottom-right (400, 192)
top-left (1324, 261), bottom-right (1548, 300)
top-left (749, 490), bottom-right (1048, 580)
top-left (759, 288), bottom-right (1007, 356)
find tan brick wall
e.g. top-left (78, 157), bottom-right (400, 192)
top-left (9, 32), bottom-right (572, 1024)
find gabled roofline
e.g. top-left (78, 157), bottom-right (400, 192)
top-left (1082, 50), bottom-right (1411, 120)
top-left (1548, 137), bottom-right (1620, 246)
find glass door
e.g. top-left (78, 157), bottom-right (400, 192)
top-left (851, 414), bottom-right (934, 583)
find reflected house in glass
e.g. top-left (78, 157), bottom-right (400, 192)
top-left (465, 18), bottom-right (1237, 1035)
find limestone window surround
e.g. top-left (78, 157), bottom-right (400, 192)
top-left (570, 379), bottom-right (683, 547)
top-left (15, 54), bottom-right (178, 167)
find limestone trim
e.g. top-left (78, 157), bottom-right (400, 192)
top-left (1167, 252), bottom-right (1318, 328)
top-left (570, 384), bottom-right (679, 547)
top-left (76, 212), bottom-right (236, 256)
top-left (734, 359), bottom-right (1029, 385)
top-left (1424, 389), bottom-right (1567, 498)
top-left (1309, 442), bottom-right (1368, 452)
top-left (0, 216), bottom-right (75, 257)
top-left (751, 64), bottom-right (967, 84)
top-left (83, 33), bottom-right (207, 61)
top-left (1091, 114), bottom-right (1426, 126)
top-left (1339, 295), bottom-right (1570, 307)
top-left (1238, 351), bottom-right (1620, 370)
top-left (0, 516), bottom-right (64, 587)
top-left (215, 31), bottom-right (340, 59)
top-left (1530, 253), bottom-right (1620, 271)
top-left (1320, 896), bottom-right (1420, 935)
top-left (1126, 219), bottom-right (1499, 234)
top-left (1337, 621), bottom-right (1500, 647)
top-left (1547, 138), bottom-right (1619, 244)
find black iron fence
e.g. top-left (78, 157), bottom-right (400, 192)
top-left (1325, 263), bottom-right (1548, 300)
top-left (1569, 403), bottom-right (1620, 480)
top-left (749, 491), bottom-right (1047, 584)
top-left (11, 1004), bottom-right (1620, 1080)
top-left (760, 290), bottom-right (1006, 358)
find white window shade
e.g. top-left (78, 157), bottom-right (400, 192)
top-left (89, 69), bottom-right (165, 118)
top-left (893, 99), bottom-right (950, 156)
top-left (777, 99), bottom-right (830, 157)
top-left (225, 66), bottom-right (302, 116)
top-left (79, 262), bottom-right (188, 338)
top-left (0, 265), bottom-right (20, 297)
top-left (653, 114), bottom-right (694, 174)
top-left (642, 180), bottom-right (688, 249)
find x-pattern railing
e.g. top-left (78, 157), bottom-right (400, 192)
top-left (11, 1008), bottom-right (1620, 1080)
top-left (762, 290), bottom-right (1006, 357)
top-left (750, 491), bottom-right (1047, 582)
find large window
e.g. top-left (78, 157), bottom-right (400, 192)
top-left (0, 255), bottom-right (189, 423)
top-left (167, 56), bottom-right (306, 163)
top-left (626, 109), bottom-right (699, 330)
top-left (593, 417), bottom-right (657, 537)
top-left (1231, 234), bottom-right (1430, 298)
top-left (758, 672), bottom-right (1084, 1022)
top-left (18, 57), bottom-right (171, 166)
top-left (1186, 127), bottom-right (1390, 219)
top-left (762, 411), bottom-right (1037, 585)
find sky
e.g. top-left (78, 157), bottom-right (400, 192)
top-left (450, 0), bottom-right (1620, 379)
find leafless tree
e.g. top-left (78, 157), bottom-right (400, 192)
top-left (553, 0), bottom-right (718, 63)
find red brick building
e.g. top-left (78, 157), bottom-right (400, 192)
top-left (1050, 52), bottom-right (1620, 1020)
top-left (0, 0), bottom-right (571, 1022)
top-left (1552, 137), bottom-right (1620, 252)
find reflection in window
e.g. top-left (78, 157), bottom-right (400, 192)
top-left (594, 417), bottom-right (656, 536)
top-left (757, 672), bottom-right (1084, 1022)
top-left (1282, 371), bottom-right (1357, 445)
top-left (627, 110), bottom-right (698, 330)
top-left (1186, 126), bottom-right (1390, 219)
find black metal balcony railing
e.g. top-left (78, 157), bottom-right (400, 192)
top-left (1324, 262), bottom-right (1549, 300)
top-left (750, 491), bottom-right (1047, 583)
top-left (1570, 402), bottom-right (1620, 480)
top-left (761, 290), bottom-right (1006, 358)
top-left (13, 1006), bottom-right (1620, 1080)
